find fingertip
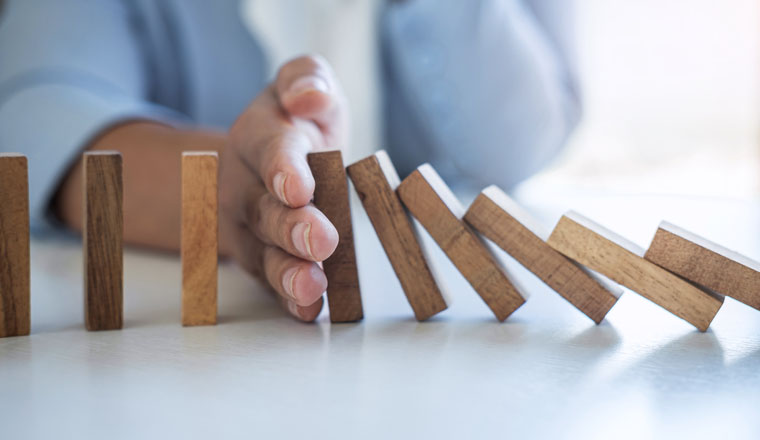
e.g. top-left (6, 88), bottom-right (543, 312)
top-left (289, 296), bottom-right (324, 322)
top-left (309, 215), bottom-right (339, 262)
top-left (292, 263), bottom-right (327, 307)
top-left (282, 88), bottom-right (333, 119)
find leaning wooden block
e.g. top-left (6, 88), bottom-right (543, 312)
top-left (397, 164), bottom-right (527, 321)
top-left (347, 151), bottom-right (448, 321)
top-left (645, 221), bottom-right (760, 311)
top-left (83, 152), bottom-right (123, 331)
top-left (308, 150), bottom-right (363, 322)
top-left (0, 154), bottom-right (31, 337)
top-left (546, 212), bottom-right (723, 331)
top-left (181, 152), bottom-right (219, 326)
top-left (464, 186), bottom-right (621, 324)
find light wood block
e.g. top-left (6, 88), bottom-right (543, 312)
top-left (397, 164), bottom-right (527, 321)
top-left (0, 154), bottom-right (30, 337)
top-left (645, 221), bottom-right (760, 311)
top-left (307, 150), bottom-right (363, 323)
top-left (546, 212), bottom-right (724, 331)
top-left (181, 152), bottom-right (219, 326)
top-left (464, 186), bottom-right (621, 324)
top-left (347, 151), bottom-right (448, 321)
top-left (83, 151), bottom-right (123, 331)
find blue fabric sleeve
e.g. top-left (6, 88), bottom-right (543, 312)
top-left (0, 0), bottom-right (185, 232)
top-left (382, 0), bottom-right (581, 190)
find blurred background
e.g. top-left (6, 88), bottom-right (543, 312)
top-left (519, 0), bottom-right (760, 199)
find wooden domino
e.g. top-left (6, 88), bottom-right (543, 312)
top-left (546, 212), bottom-right (724, 331)
top-left (83, 151), bottom-right (123, 331)
top-left (308, 150), bottom-right (363, 322)
top-left (397, 164), bottom-right (527, 321)
top-left (464, 185), bottom-right (621, 324)
top-left (644, 221), bottom-right (760, 311)
top-left (181, 152), bottom-right (219, 326)
top-left (347, 151), bottom-right (448, 321)
top-left (0, 154), bottom-right (31, 337)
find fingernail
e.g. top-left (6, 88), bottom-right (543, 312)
top-left (282, 266), bottom-right (299, 301)
top-left (288, 76), bottom-right (329, 97)
top-left (287, 300), bottom-right (301, 318)
top-left (273, 172), bottom-right (289, 205)
top-left (291, 222), bottom-right (314, 259)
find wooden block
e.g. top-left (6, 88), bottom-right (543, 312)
top-left (644, 221), bottom-right (760, 311)
top-left (464, 186), bottom-right (622, 324)
top-left (347, 151), bottom-right (448, 321)
top-left (546, 212), bottom-right (724, 331)
top-left (0, 154), bottom-right (30, 337)
top-left (307, 150), bottom-right (363, 322)
top-left (83, 152), bottom-right (123, 331)
top-left (181, 152), bottom-right (219, 326)
top-left (397, 164), bottom-right (527, 321)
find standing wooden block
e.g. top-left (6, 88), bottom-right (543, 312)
top-left (644, 221), bottom-right (760, 311)
top-left (307, 150), bottom-right (363, 322)
top-left (347, 151), bottom-right (448, 321)
top-left (464, 186), bottom-right (622, 324)
top-left (83, 151), bottom-right (123, 331)
top-left (0, 154), bottom-right (30, 337)
top-left (181, 152), bottom-right (219, 326)
top-left (546, 212), bottom-right (724, 331)
top-left (397, 164), bottom-right (527, 321)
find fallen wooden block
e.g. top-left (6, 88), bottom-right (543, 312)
top-left (308, 150), bottom-right (363, 322)
top-left (347, 151), bottom-right (448, 321)
top-left (645, 221), bottom-right (760, 311)
top-left (181, 152), bottom-right (219, 326)
top-left (83, 151), bottom-right (123, 331)
top-left (464, 186), bottom-right (621, 324)
top-left (0, 154), bottom-right (30, 337)
top-left (397, 164), bottom-right (527, 321)
top-left (546, 212), bottom-right (723, 331)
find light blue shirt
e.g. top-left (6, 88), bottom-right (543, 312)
top-left (0, 0), bottom-right (579, 230)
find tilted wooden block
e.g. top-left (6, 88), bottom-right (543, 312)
top-left (397, 164), bottom-right (527, 321)
top-left (464, 186), bottom-right (621, 324)
top-left (308, 150), bottom-right (363, 322)
top-left (644, 221), bottom-right (760, 311)
top-left (546, 212), bottom-right (723, 331)
top-left (83, 152), bottom-right (123, 331)
top-left (181, 152), bottom-right (219, 326)
top-left (0, 154), bottom-right (31, 337)
top-left (347, 151), bottom-right (448, 321)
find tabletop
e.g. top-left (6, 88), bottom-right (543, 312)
top-left (2, 189), bottom-right (760, 439)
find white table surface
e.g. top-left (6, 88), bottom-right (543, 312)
top-left (2, 190), bottom-right (760, 440)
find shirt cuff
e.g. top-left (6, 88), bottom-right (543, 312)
top-left (0, 82), bottom-right (187, 234)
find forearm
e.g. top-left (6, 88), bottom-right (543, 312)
top-left (53, 121), bottom-right (228, 253)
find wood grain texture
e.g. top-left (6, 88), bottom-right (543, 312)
top-left (397, 164), bottom-right (527, 321)
top-left (181, 152), bottom-right (218, 326)
top-left (464, 186), bottom-right (621, 324)
top-left (547, 212), bottom-right (724, 331)
top-left (307, 150), bottom-right (363, 322)
top-left (0, 154), bottom-right (30, 337)
top-left (347, 151), bottom-right (448, 321)
top-left (644, 221), bottom-right (760, 311)
top-left (83, 152), bottom-right (123, 331)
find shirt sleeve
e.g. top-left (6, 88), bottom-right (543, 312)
top-left (0, 0), bottom-right (185, 232)
top-left (381, 0), bottom-right (581, 190)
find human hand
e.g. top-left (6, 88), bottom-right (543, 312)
top-left (219, 55), bottom-right (349, 322)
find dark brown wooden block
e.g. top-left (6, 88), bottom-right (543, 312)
top-left (464, 185), bottom-right (621, 323)
top-left (347, 151), bottom-right (448, 321)
top-left (397, 164), bottom-right (527, 321)
top-left (181, 152), bottom-right (218, 326)
top-left (307, 150), bottom-right (363, 322)
top-left (0, 153), bottom-right (30, 337)
top-left (645, 221), bottom-right (760, 311)
top-left (547, 212), bottom-right (724, 332)
top-left (83, 151), bottom-right (123, 331)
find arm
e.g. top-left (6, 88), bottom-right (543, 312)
top-left (382, 0), bottom-right (580, 189)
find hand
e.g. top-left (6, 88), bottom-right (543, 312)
top-left (219, 55), bottom-right (348, 322)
